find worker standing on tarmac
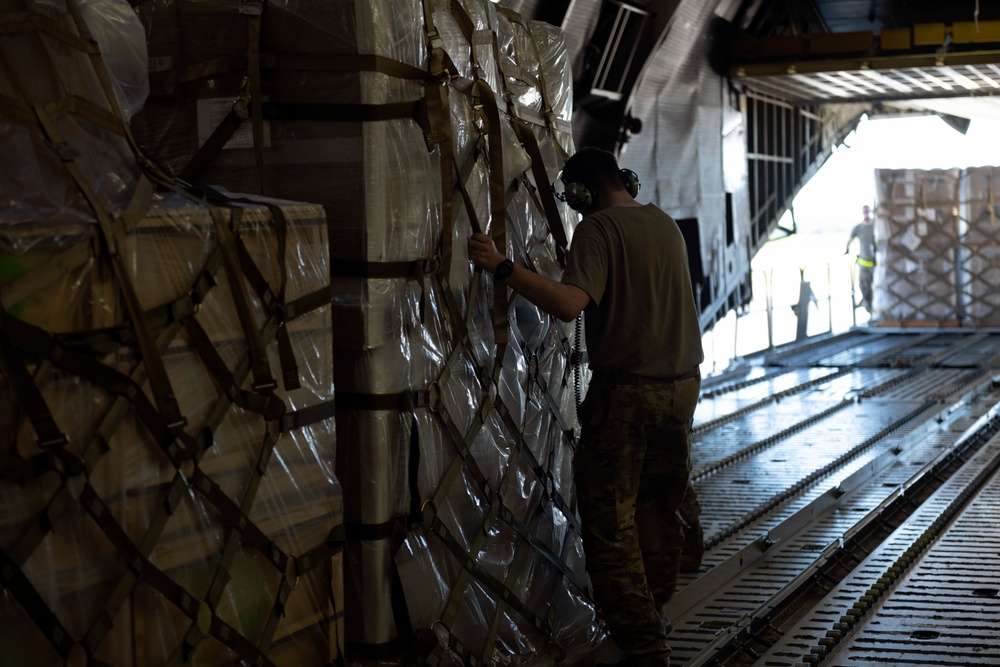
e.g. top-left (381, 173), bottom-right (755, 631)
top-left (845, 204), bottom-right (876, 313)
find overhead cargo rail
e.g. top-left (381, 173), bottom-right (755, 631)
top-left (730, 22), bottom-right (1000, 103)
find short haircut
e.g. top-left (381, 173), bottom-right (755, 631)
top-left (561, 147), bottom-right (625, 191)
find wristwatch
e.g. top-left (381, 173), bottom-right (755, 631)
top-left (493, 258), bottom-right (515, 281)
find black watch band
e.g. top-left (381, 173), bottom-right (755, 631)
top-left (493, 258), bottom-right (515, 281)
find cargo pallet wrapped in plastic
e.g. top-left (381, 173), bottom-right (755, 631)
top-left (874, 168), bottom-right (961, 324)
top-left (0, 1), bottom-right (343, 665)
top-left (130, 0), bottom-right (609, 663)
top-left (874, 167), bottom-right (1000, 327)
top-left (959, 166), bottom-right (1000, 327)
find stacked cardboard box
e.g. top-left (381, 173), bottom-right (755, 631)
top-left (874, 167), bottom-right (1000, 326)
top-left (874, 168), bottom-right (962, 324)
top-left (0, 2), bottom-right (342, 665)
top-left (959, 166), bottom-right (1000, 326)
top-left (131, 0), bottom-right (606, 662)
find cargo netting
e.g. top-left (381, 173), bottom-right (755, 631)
top-left (874, 167), bottom-right (1000, 326)
top-left (1, 1), bottom-right (342, 665)
top-left (4, 0), bottom-right (610, 664)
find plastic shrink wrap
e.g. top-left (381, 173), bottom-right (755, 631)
top-left (957, 166), bottom-right (1000, 326)
top-left (131, 0), bottom-right (607, 663)
top-left (874, 168), bottom-right (960, 323)
top-left (0, 1), bottom-right (343, 665)
top-left (874, 167), bottom-right (1000, 326)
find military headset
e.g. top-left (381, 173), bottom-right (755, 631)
top-left (554, 168), bottom-right (641, 212)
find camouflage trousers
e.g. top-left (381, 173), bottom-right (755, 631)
top-left (858, 264), bottom-right (874, 311)
top-left (575, 373), bottom-right (701, 666)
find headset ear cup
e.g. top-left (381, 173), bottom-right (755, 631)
top-left (620, 169), bottom-right (641, 198)
top-left (564, 181), bottom-right (594, 212)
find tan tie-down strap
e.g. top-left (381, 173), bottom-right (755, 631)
top-left (21, 106), bottom-right (187, 440)
top-left (6, 3), bottom-right (576, 666)
top-left (1, 4), bottom-right (342, 663)
top-left (344, 4), bottom-right (584, 665)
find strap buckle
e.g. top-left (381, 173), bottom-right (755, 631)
top-left (427, 29), bottom-right (445, 52)
top-left (420, 255), bottom-right (442, 276)
top-left (410, 382), bottom-right (441, 412)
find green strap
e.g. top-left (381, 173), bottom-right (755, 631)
top-left (191, 465), bottom-right (288, 570)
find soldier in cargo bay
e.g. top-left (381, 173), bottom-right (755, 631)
top-left (845, 204), bottom-right (876, 313)
top-left (468, 147), bottom-right (704, 667)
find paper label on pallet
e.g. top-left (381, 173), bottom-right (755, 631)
top-left (148, 56), bottom-right (172, 74)
top-left (196, 97), bottom-right (270, 150)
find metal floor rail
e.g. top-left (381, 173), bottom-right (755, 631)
top-left (669, 328), bottom-right (1000, 666)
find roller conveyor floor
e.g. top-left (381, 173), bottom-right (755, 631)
top-left (670, 327), bottom-right (1000, 666)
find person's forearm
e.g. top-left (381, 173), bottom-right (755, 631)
top-left (468, 231), bottom-right (588, 321)
top-left (502, 264), bottom-right (586, 322)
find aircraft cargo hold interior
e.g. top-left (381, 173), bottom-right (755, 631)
top-left (3, 0), bottom-right (1000, 665)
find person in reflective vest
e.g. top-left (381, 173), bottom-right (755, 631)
top-left (846, 204), bottom-right (876, 313)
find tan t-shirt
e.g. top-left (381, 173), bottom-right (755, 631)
top-left (562, 203), bottom-right (704, 378)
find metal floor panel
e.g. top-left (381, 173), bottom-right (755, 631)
top-left (769, 333), bottom-right (903, 368)
top-left (671, 403), bottom-right (1000, 663)
top-left (862, 368), bottom-right (993, 403)
top-left (757, 434), bottom-right (1000, 666)
top-left (936, 332), bottom-right (1000, 368)
top-left (820, 457), bottom-right (1000, 666)
top-left (753, 330), bottom-right (1000, 370)
top-left (666, 329), bottom-right (1000, 666)
top-left (759, 332), bottom-right (873, 368)
top-left (693, 398), bottom-right (929, 542)
top-left (693, 368), bottom-right (850, 428)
